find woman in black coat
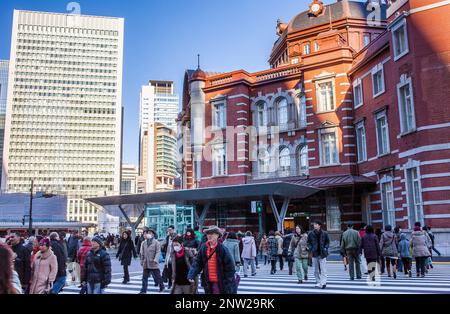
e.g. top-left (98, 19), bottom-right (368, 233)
top-left (116, 231), bottom-right (137, 284)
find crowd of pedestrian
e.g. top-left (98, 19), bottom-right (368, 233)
top-left (0, 220), bottom-right (443, 295)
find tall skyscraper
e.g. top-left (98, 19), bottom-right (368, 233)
top-left (2, 10), bottom-right (124, 225)
top-left (0, 60), bottom-right (8, 189)
top-left (139, 80), bottom-right (179, 192)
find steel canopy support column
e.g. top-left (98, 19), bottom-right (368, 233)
top-left (269, 196), bottom-right (290, 234)
top-left (118, 204), bottom-right (145, 240)
top-left (195, 202), bottom-right (211, 231)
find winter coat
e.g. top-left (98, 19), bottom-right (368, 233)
top-left (341, 228), bottom-right (362, 251)
top-left (307, 230), bottom-right (330, 259)
top-left (170, 249), bottom-right (196, 294)
top-left (379, 231), bottom-right (399, 257)
top-left (241, 236), bottom-right (257, 259)
top-left (267, 236), bottom-right (279, 260)
top-left (289, 233), bottom-right (309, 259)
top-left (116, 238), bottom-right (137, 266)
top-left (259, 238), bottom-right (269, 256)
top-left (183, 237), bottom-right (200, 250)
top-left (187, 242), bottom-right (236, 294)
top-left (77, 240), bottom-right (92, 282)
top-left (83, 247), bottom-right (111, 287)
top-left (140, 238), bottom-right (161, 270)
top-left (12, 243), bottom-right (31, 287)
top-left (50, 240), bottom-right (67, 277)
top-left (275, 235), bottom-right (283, 255)
top-left (67, 236), bottom-right (80, 261)
top-left (398, 234), bottom-right (411, 258)
top-left (223, 239), bottom-right (241, 271)
top-left (360, 233), bottom-right (381, 260)
top-left (410, 230), bottom-right (431, 258)
top-left (60, 240), bottom-right (68, 261)
top-left (29, 250), bottom-right (58, 294)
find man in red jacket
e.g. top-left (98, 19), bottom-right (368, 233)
top-left (77, 237), bottom-right (92, 294)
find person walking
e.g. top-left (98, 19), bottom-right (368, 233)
top-left (67, 231), bottom-right (81, 263)
top-left (379, 225), bottom-right (399, 279)
top-left (375, 228), bottom-right (385, 274)
top-left (116, 231), bottom-right (137, 284)
top-left (358, 225), bottom-right (368, 274)
top-left (187, 226), bottom-right (236, 294)
top-left (341, 224), bottom-right (362, 280)
top-left (77, 237), bottom-right (92, 294)
top-left (275, 231), bottom-right (284, 271)
top-left (162, 226), bottom-right (176, 289)
top-left (30, 235), bottom-right (44, 265)
top-left (170, 236), bottom-right (196, 294)
top-left (9, 232), bottom-right (31, 293)
top-left (307, 221), bottom-right (330, 289)
top-left (29, 238), bottom-right (58, 294)
top-left (49, 232), bottom-right (67, 294)
top-left (398, 233), bottom-right (412, 277)
top-left (59, 232), bottom-right (69, 262)
top-left (223, 232), bottom-right (242, 291)
top-left (360, 225), bottom-right (381, 281)
top-left (241, 231), bottom-right (257, 278)
top-left (410, 223), bottom-right (432, 278)
top-left (289, 226), bottom-right (309, 284)
top-left (339, 227), bottom-right (349, 272)
top-left (183, 228), bottom-right (200, 256)
top-left (82, 236), bottom-right (111, 294)
top-left (425, 226), bottom-right (441, 257)
top-left (0, 243), bottom-right (22, 294)
top-left (282, 229), bottom-right (295, 275)
top-left (139, 228), bottom-right (164, 294)
top-left (259, 235), bottom-right (269, 265)
top-left (423, 226), bottom-right (435, 270)
top-left (267, 231), bottom-right (279, 274)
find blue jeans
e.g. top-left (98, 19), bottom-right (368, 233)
top-left (51, 276), bottom-right (66, 294)
top-left (87, 282), bottom-right (105, 294)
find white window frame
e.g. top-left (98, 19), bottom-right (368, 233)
top-left (356, 121), bottom-right (367, 162)
top-left (392, 18), bottom-right (409, 61)
top-left (380, 174), bottom-right (396, 227)
top-left (371, 63), bottom-right (385, 98)
top-left (256, 101), bottom-right (268, 128)
top-left (397, 75), bottom-right (416, 134)
top-left (375, 111), bottom-right (390, 156)
top-left (404, 160), bottom-right (424, 229)
top-left (258, 148), bottom-right (270, 174)
top-left (314, 42), bottom-right (319, 52)
top-left (298, 95), bottom-right (307, 128)
top-left (304, 43), bottom-right (311, 55)
top-left (212, 143), bottom-right (227, 177)
top-left (315, 78), bottom-right (336, 113)
top-left (297, 145), bottom-right (309, 176)
top-left (319, 128), bottom-right (340, 166)
top-left (353, 78), bottom-right (363, 109)
top-left (279, 146), bottom-right (291, 175)
top-left (276, 97), bottom-right (289, 131)
top-left (212, 101), bottom-right (227, 130)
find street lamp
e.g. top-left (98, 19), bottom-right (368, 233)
top-left (28, 179), bottom-right (56, 236)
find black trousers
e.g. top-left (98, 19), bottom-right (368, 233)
top-left (141, 268), bottom-right (164, 292)
top-left (270, 260), bottom-right (277, 273)
top-left (416, 257), bottom-right (427, 276)
top-left (278, 255), bottom-right (284, 270)
top-left (123, 265), bottom-right (129, 281)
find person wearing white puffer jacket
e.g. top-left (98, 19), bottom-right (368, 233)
top-left (241, 231), bottom-right (257, 278)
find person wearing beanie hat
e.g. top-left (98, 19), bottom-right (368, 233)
top-left (48, 232), bottom-right (67, 294)
top-left (307, 220), bottom-right (330, 289)
top-left (82, 234), bottom-right (111, 294)
top-left (29, 238), bottom-right (58, 294)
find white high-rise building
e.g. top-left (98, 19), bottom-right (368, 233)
top-left (139, 80), bottom-right (179, 192)
top-left (2, 10), bottom-right (124, 225)
top-left (0, 60), bottom-right (9, 189)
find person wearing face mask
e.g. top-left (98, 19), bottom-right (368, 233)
top-left (139, 229), bottom-right (164, 294)
top-left (170, 236), bottom-right (195, 294)
top-left (9, 232), bottom-right (31, 293)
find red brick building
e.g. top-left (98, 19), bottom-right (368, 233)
top-left (178, 0), bottom-right (450, 251)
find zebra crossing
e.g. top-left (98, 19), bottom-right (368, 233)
top-left (61, 262), bottom-right (450, 294)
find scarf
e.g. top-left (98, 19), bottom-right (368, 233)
top-left (176, 247), bottom-right (185, 259)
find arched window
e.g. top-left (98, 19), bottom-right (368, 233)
top-left (276, 98), bottom-right (288, 129)
top-left (256, 101), bottom-right (267, 127)
top-left (279, 147), bottom-right (291, 174)
top-left (258, 148), bottom-right (270, 174)
top-left (297, 145), bottom-right (309, 176)
top-left (298, 95), bottom-right (307, 128)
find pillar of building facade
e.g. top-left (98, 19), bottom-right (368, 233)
top-left (269, 196), bottom-right (291, 234)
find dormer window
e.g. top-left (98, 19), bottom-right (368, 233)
top-left (304, 44), bottom-right (311, 55)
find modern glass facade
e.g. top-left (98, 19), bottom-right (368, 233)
top-left (144, 204), bottom-right (194, 239)
top-left (0, 60), bottom-right (8, 189)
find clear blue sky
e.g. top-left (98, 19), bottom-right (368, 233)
top-left (0, 0), bottom-right (335, 166)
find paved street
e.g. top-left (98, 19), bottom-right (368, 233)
top-left (62, 253), bottom-right (450, 294)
